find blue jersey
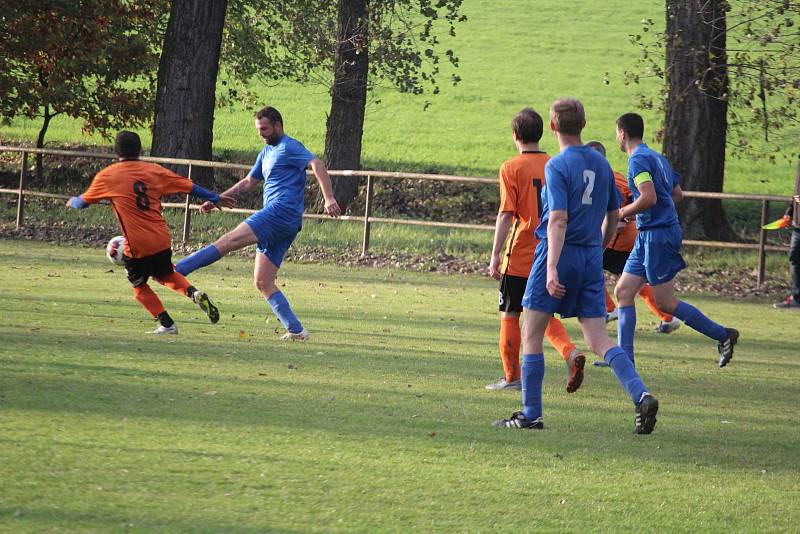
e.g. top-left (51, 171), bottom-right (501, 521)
top-left (248, 135), bottom-right (316, 221)
top-left (627, 143), bottom-right (680, 230)
top-left (536, 145), bottom-right (620, 247)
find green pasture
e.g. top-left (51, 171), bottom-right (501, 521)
top-left (1, 239), bottom-right (798, 532)
top-left (1, 0), bottom-right (797, 195)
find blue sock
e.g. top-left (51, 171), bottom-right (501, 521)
top-left (521, 353), bottom-right (545, 421)
top-left (267, 291), bottom-right (303, 334)
top-left (617, 305), bottom-right (636, 366)
top-left (604, 346), bottom-right (647, 405)
top-left (175, 245), bottom-right (221, 276)
top-left (672, 301), bottom-right (727, 342)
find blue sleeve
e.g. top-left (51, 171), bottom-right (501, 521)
top-left (545, 161), bottom-right (568, 211)
top-left (287, 140), bottom-right (315, 169)
top-left (671, 170), bottom-right (681, 188)
top-left (68, 195), bottom-right (89, 209)
top-left (249, 149), bottom-right (265, 181)
top-left (190, 184), bottom-right (220, 204)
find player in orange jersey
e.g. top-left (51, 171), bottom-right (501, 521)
top-left (67, 131), bottom-right (234, 334)
top-left (586, 142), bottom-right (679, 337)
top-left (487, 108), bottom-right (585, 392)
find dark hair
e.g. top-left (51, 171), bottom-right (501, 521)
top-left (549, 98), bottom-right (585, 136)
top-left (255, 106), bottom-right (283, 126)
top-left (586, 140), bottom-right (606, 157)
top-left (114, 131), bottom-right (141, 159)
top-left (616, 113), bottom-right (644, 139)
top-left (511, 108), bottom-right (543, 143)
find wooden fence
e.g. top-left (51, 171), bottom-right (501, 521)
top-left (0, 145), bottom-right (792, 285)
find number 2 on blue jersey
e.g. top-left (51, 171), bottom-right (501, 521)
top-left (582, 170), bottom-right (595, 205)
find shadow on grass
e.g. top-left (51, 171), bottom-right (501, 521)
top-left (2, 359), bottom-right (797, 477)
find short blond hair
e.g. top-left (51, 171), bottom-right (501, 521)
top-left (550, 98), bottom-right (585, 136)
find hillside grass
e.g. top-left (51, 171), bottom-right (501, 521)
top-left (1, 0), bottom-right (797, 195)
top-left (1, 239), bottom-right (798, 532)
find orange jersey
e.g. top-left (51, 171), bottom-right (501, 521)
top-left (498, 152), bottom-right (549, 277)
top-left (80, 160), bottom-right (193, 258)
top-left (607, 170), bottom-right (637, 252)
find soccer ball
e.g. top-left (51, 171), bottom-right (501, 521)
top-left (106, 235), bottom-right (126, 265)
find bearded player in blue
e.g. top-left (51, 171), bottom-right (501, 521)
top-left (176, 106), bottom-right (341, 341)
top-left (613, 113), bottom-right (738, 368)
top-left (494, 99), bottom-right (659, 434)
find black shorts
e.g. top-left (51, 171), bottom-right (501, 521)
top-left (124, 248), bottom-right (174, 287)
top-left (603, 248), bottom-right (630, 276)
top-left (499, 274), bottom-right (528, 313)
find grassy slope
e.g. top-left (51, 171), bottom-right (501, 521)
top-left (1, 240), bottom-right (798, 532)
top-left (0, 0), bottom-right (796, 194)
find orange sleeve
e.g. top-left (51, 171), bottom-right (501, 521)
top-left (80, 170), bottom-right (112, 203)
top-left (157, 166), bottom-right (194, 195)
top-left (614, 171), bottom-right (632, 206)
top-left (498, 163), bottom-right (517, 213)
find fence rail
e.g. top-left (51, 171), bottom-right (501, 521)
top-left (0, 145), bottom-right (792, 286)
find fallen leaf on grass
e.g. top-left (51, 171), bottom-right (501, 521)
top-left (428, 432), bottom-right (436, 438)
top-left (203, 390), bottom-right (217, 396)
top-left (287, 364), bottom-right (297, 370)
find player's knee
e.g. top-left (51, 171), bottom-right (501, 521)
top-left (254, 277), bottom-right (277, 295)
top-left (654, 293), bottom-right (677, 313)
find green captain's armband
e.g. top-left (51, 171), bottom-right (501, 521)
top-left (633, 172), bottom-right (652, 186)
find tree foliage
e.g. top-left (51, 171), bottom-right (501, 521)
top-left (624, 0), bottom-right (800, 163)
top-left (0, 0), bottom-right (164, 148)
top-left (219, 0), bottom-right (466, 109)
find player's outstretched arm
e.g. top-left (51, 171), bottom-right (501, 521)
top-left (309, 158), bottom-right (341, 217)
top-left (489, 211), bottom-right (514, 280)
top-left (199, 176), bottom-right (258, 213)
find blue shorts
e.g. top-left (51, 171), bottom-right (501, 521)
top-left (522, 241), bottom-right (606, 319)
top-left (244, 206), bottom-right (301, 268)
top-left (624, 224), bottom-right (686, 285)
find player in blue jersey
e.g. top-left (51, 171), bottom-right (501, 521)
top-left (175, 106), bottom-right (341, 340)
top-left (494, 98), bottom-right (659, 434)
top-left (613, 113), bottom-right (738, 367)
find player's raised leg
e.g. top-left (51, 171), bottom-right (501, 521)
top-left (175, 221), bottom-right (259, 276)
top-left (153, 271), bottom-right (219, 324)
top-left (580, 316), bottom-right (658, 434)
top-left (650, 279), bottom-right (739, 367)
top-left (255, 251), bottom-right (307, 341)
top-left (544, 317), bottom-right (584, 393)
top-left (639, 285), bottom-right (680, 333)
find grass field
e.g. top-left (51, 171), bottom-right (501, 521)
top-left (1, 0), bottom-right (797, 195)
top-left (1, 239), bottom-right (798, 532)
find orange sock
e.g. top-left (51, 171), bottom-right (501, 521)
top-left (639, 285), bottom-right (673, 322)
top-left (545, 316), bottom-right (576, 360)
top-left (604, 286), bottom-right (616, 313)
top-left (133, 284), bottom-right (165, 318)
top-left (154, 272), bottom-right (193, 298)
top-left (499, 317), bottom-right (521, 382)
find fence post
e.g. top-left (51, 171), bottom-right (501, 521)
top-left (757, 199), bottom-right (769, 287)
top-left (16, 151), bottom-right (28, 229)
top-left (361, 174), bottom-right (374, 257)
top-left (182, 163), bottom-right (193, 244)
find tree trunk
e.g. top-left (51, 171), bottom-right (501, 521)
top-left (151, 0), bottom-right (227, 185)
top-left (663, 0), bottom-right (735, 240)
top-left (320, 0), bottom-right (369, 213)
top-left (35, 104), bottom-right (52, 181)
